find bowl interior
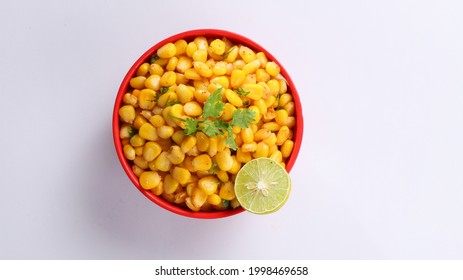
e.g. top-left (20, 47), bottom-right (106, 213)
top-left (113, 29), bottom-right (303, 219)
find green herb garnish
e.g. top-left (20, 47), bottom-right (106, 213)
top-left (160, 86), bottom-right (170, 94)
top-left (150, 54), bottom-right (160, 64)
top-left (236, 87), bottom-right (250, 96)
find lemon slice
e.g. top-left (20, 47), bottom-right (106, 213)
top-left (235, 158), bottom-right (291, 214)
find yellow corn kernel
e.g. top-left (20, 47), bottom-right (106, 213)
top-left (135, 146), bottom-right (144, 157)
top-left (215, 150), bottom-right (233, 171)
top-left (281, 139), bottom-right (294, 158)
top-left (286, 116), bottom-right (296, 128)
top-left (136, 62), bottom-right (150, 76)
top-left (192, 49), bottom-right (208, 62)
top-left (269, 150), bottom-right (283, 163)
top-left (239, 45), bottom-right (256, 63)
top-left (207, 194), bottom-right (222, 206)
top-left (221, 103), bottom-right (236, 121)
top-left (132, 164), bottom-right (144, 177)
top-left (129, 76), bottom-right (146, 89)
top-left (175, 84), bottom-right (194, 103)
top-left (129, 134), bottom-right (145, 147)
top-left (154, 151), bottom-right (172, 172)
top-left (278, 93), bottom-right (293, 108)
top-left (162, 192), bottom-right (175, 204)
top-left (230, 198), bottom-right (240, 209)
top-left (186, 182), bottom-right (195, 196)
top-left (121, 138), bottom-right (130, 146)
top-left (186, 41), bottom-right (198, 57)
top-left (186, 145), bottom-right (200, 158)
top-left (149, 115), bottom-right (165, 128)
top-left (233, 59), bottom-right (245, 70)
top-left (163, 174), bottom-right (179, 194)
top-left (209, 39), bottom-right (226, 55)
top-left (171, 130), bottom-right (185, 145)
top-left (263, 108), bottom-right (276, 123)
top-left (219, 181), bottom-right (236, 200)
top-left (192, 154), bottom-right (212, 172)
top-left (232, 126), bottom-right (241, 134)
top-left (157, 137), bottom-right (173, 151)
top-left (224, 89), bottom-right (242, 108)
top-left (171, 166), bottom-right (191, 185)
top-left (133, 156), bottom-right (149, 170)
top-left (196, 132), bottom-right (209, 152)
top-left (216, 170), bottom-right (229, 182)
top-left (150, 182), bottom-right (163, 196)
top-left (184, 68), bottom-right (201, 80)
top-left (248, 105), bottom-right (261, 123)
top-left (176, 73), bottom-right (187, 85)
top-left (143, 141), bottom-right (162, 162)
top-left (157, 42), bottom-right (176, 59)
top-left (174, 39), bottom-right (187, 55)
top-left (165, 56), bottom-right (178, 71)
top-left (234, 133), bottom-right (243, 147)
top-left (228, 156), bottom-right (241, 174)
top-left (149, 63), bottom-right (164, 76)
top-left (192, 61), bottom-right (212, 78)
top-left (241, 83), bottom-right (263, 100)
top-left (240, 127), bottom-right (254, 144)
top-left (230, 69), bottom-right (246, 88)
top-left (191, 187), bottom-right (208, 208)
top-left (243, 73), bottom-right (257, 85)
top-left (183, 101), bottom-right (202, 117)
top-left (169, 103), bottom-right (184, 118)
top-left (279, 79), bottom-right (287, 94)
top-left (122, 93), bottom-right (137, 107)
top-left (181, 135), bottom-right (197, 153)
top-left (236, 148), bottom-right (252, 163)
top-left (208, 137), bottom-right (218, 157)
top-left (159, 71), bottom-right (176, 87)
top-left (154, 58), bottom-right (169, 67)
top-left (175, 55), bottom-right (193, 73)
top-left (254, 98), bottom-right (267, 115)
top-left (276, 126), bottom-right (290, 145)
top-left (145, 74), bottom-right (161, 91)
top-left (194, 36), bottom-right (208, 50)
top-left (256, 68), bottom-right (271, 83)
top-left (120, 124), bottom-right (135, 139)
top-left (242, 59), bottom-right (261, 75)
top-left (284, 101), bottom-right (295, 116)
top-left (210, 76), bottom-right (229, 90)
top-left (262, 133), bottom-right (277, 147)
top-left (139, 171), bottom-right (161, 190)
top-left (275, 109), bottom-right (289, 126)
top-left (253, 142), bottom-right (269, 158)
top-left (123, 144), bottom-right (136, 160)
top-left (138, 123), bottom-right (158, 141)
top-left (132, 114), bottom-right (147, 130)
top-left (267, 79), bottom-right (280, 96)
top-left (265, 61), bottom-right (280, 77)
top-left (212, 61), bottom-right (228, 76)
top-left (140, 110), bottom-right (153, 120)
top-left (256, 52), bottom-right (268, 67)
top-left (254, 128), bottom-right (271, 142)
top-left (224, 45), bottom-right (239, 62)
top-left (268, 144), bottom-right (278, 155)
top-left (241, 142), bottom-right (257, 153)
top-left (118, 105), bottom-right (136, 124)
top-left (262, 121), bottom-right (280, 132)
top-left (157, 125), bottom-right (174, 139)
top-left (166, 145), bottom-right (185, 165)
top-left (259, 81), bottom-right (272, 99)
top-left (198, 176), bottom-right (219, 195)
top-left (185, 197), bottom-right (200, 211)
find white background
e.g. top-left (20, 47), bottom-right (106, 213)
top-left (1, 0), bottom-right (462, 259)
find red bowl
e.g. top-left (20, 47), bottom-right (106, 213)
top-left (113, 29), bottom-right (303, 219)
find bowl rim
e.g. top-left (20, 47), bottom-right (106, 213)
top-left (112, 29), bottom-right (304, 219)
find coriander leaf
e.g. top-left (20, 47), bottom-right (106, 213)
top-left (128, 126), bottom-right (138, 138)
top-left (231, 108), bottom-right (256, 128)
top-left (226, 125), bottom-right (238, 151)
top-left (213, 119), bottom-right (229, 133)
top-left (203, 123), bottom-right (222, 137)
top-left (184, 118), bottom-right (199, 135)
top-left (150, 54), bottom-right (160, 64)
top-left (166, 99), bottom-right (181, 106)
top-left (236, 87), bottom-right (250, 96)
top-left (160, 86), bottom-right (170, 94)
top-left (202, 87), bottom-right (224, 119)
top-left (208, 162), bottom-right (219, 174)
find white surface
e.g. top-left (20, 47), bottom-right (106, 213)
top-left (1, 0), bottom-right (462, 259)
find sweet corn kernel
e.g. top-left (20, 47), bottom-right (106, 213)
top-left (241, 83), bottom-right (263, 100)
top-left (183, 101), bottom-right (202, 117)
top-left (225, 89), bottom-right (243, 107)
top-left (276, 126), bottom-right (290, 145)
top-left (216, 170), bottom-right (229, 182)
top-left (192, 49), bottom-right (208, 62)
top-left (181, 136), bottom-right (197, 153)
top-left (275, 109), bottom-right (289, 126)
top-left (265, 61), bottom-right (280, 77)
top-left (198, 176), bottom-right (219, 195)
top-left (212, 61), bottom-right (228, 76)
top-left (154, 151), bottom-right (172, 172)
top-left (174, 39), bottom-right (187, 55)
top-left (191, 187), bottom-right (208, 208)
top-left (242, 59), bottom-right (261, 75)
top-left (149, 115), bottom-right (165, 127)
top-left (239, 45), bottom-right (256, 63)
top-left (130, 76), bottom-right (146, 89)
top-left (136, 62), bottom-right (150, 76)
top-left (143, 141), bottom-right (162, 162)
top-left (149, 63), bottom-right (164, 76)
top-left (172, 166), bottom-right (192, 185)
top-left (118, 105), bottom-right (136, 124)
top-left (157, 43), bottom-right (176, 59)
top-left (163, 174), bottom-right (179, 194)
top-left (215, 151), bottom-right (233, 171)
top-left (123, 144), bottom-right (136, 160)
top-left (139, 171), bottom-right (162, 190)
top-left (139, 123), bottom-right (158, 141)
top-left (192, 154), bottom-right (212, 172)
top-left (130, 134), bottom-right (145, 147)
top-left (253, 142), bottom-right (269, 158)
top-left (193, 61), bottom-right (212, 77)
top-left (230, 69), bottom-right (246, 88)
top-left (236, 148), bottom-right (252, 163)
top-left (219, 181), bottom-right (236, 200)
top-left (207, 194), bottom-right (222, 206)
top-left (133, 114), bottom-right (148, 130)
top-left (196, 132), bottom-right (209, 152)
top-left (228, 156), bottom-right (241, 174)
top-left (157, 125), bottom-right (174, 139)
top-left (281, 139), bottom-right (294, 158)
top-left (160, 71), bottom-right (176, 87)
top-left (133, 156), bottom-right (149, 170)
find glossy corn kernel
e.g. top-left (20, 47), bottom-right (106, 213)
top-left (149, 63), bottom-right (164, 76)
top-left (192, 49), bottom-right (208, 62)
top-left (133, 156), bottom-right (149, 170)
top-left (181, 135), bottom-right (197, 153)
top-left (163, 174), bottom-right (179, 194)
top-left (212, 61), bottom-right (228, 76)
top-left (253, 142), bottom-right (269, 158)
top-left (265, 61), bottom-right (280, 77)
top-left (143, 141), bottom-right (162, 162)
top-left (216, 170), bottom-right (229, 183)
top-left (228, 156), bottom-right (241, 174)
top-left (207, 194), bottom-right (222, 206)
top-left (215, 151), bottom-right (233, 171)
top-left (276, 126), bottom-right (290, 146)
top-left (230, 69), bottom-right (246, 88)
top-left (118, 105), bottom-right (136, 124)
top-left (238, 45), bottom-right (256, 63)
top-left (130, 76), bottom-right (146, 89)
top-left (123, 144), bottom-right (136, 160)
top-left (225, 88), bottom-right (243, 107)
top-left (154, 151), bottom-right (172, 172)
top-left (174, 39), bottom-right (187, 55)
top-left (242, 59), bottom-right (261, 75)
top-left (275, 109), bottom-right (289, 126)
top-left (192, 154), bottom-right (212, 172)
top-left (192, 61), bottom-right (212, 77)
top-left (157, 42), bottom-right (176, 59)
top-left (241, 83), bottom-right (263, 100)
top-left (196, 132), bottom-right (209, 152)
top-left (267, 79), bottom-right (280, 96)
top-left (171, 166), bottom-right (192, 185)
top-left (198, 176), bottom-right (219, 195)
top-left (149, 115), bottom-right (165, 128)
top-left (240, 127), bottom-right (254, 144)
top-left (236, 148), bottom-right (252, 163)
top-left (209, 39), bottom-right (226, 55)
top-left (174, 191), bottom-right (187, 204)
top-left (224, 46), bottom-right (239, 62)
top-left (150, 182), bottom-right (163, 196)
top-left (138, 123), bottom-right (158, 141)
top-left (171, 130), bottom-right (185, 145)
top-left (191, 187), bottom-right (208, 208)
top-left (129, 134), bottom-right (145, 147)
top-left (219, 181), bottom-right (236, 200)
top-left (139, 171), bottom-right (162, 190)
top-left (160, 70), bottom-right (176, 87)
top-left (183, 101), bottom-right (202, 117)
top-left (157, 125), bottom-right (174, 139)
top-left (166, 145), bottom-right (185, 165)
top-left (281, 139), bottom-right (294, 158)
